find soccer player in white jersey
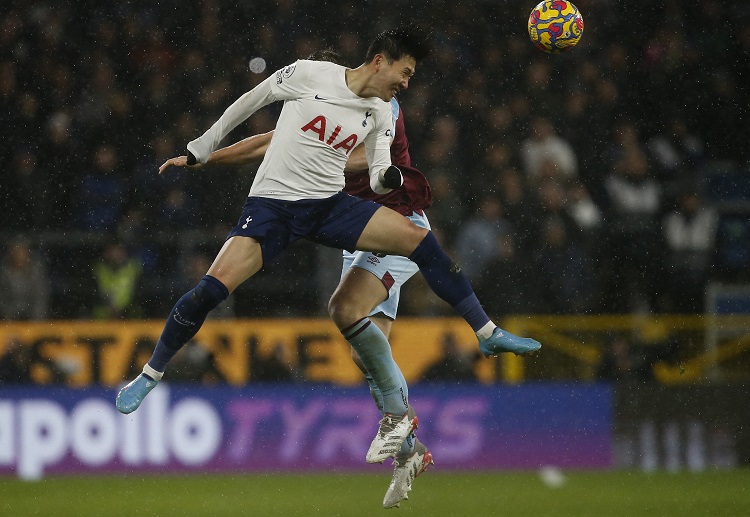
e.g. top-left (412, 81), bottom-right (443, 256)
top-left (159, 95), bottom-right (430, 510)
top-left (117, 26), bottom-right (540, 471)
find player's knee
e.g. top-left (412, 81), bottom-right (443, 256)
top-left (190, 275), bottom-right (229, 312)
top-left (403, 224), bottom-right (429, 254)
top-left (328, 290), bottom-right (365, 327)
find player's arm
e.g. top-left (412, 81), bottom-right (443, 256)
top-left (343, 144), bottom-right (370, 173)
top-left (365, 111), bottom-right (402, 193)
top-left (159, 132), bottom-right (274, 175)
top-left (346, 98), bottom-right (398, 173)
top-left (186, 72), bottom-right (281, 164)
top-left (165, 118), bottom-right (370, 177)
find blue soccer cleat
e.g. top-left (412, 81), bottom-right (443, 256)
top-left (479, 327), bottom-right (541, 357)
top-left (116, 374), bottom-right (158, 414)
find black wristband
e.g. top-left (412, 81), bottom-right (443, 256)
top-left (382, 165), bottom-right (403, 189)
top-left (186, 150), bottom-right (197, 166)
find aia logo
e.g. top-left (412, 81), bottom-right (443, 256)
top-left (301, 116), bottom-right (358, 154)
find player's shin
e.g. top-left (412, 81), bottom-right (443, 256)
top-left (148, 275), bottom-right (229, 372)
top-left (341, 318), bottom-right (407, 415)
top-left (408, 232), bottom-right (491, 332)
top-left (364, 373), bottom-right (385, 415)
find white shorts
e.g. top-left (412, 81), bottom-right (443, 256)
top-left (340, 211), bottom-right (431, 320)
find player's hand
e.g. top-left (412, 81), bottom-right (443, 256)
top-left (158, 155), bottom-right (202, 175)
top-left (381, 165), bottom-right (403, 189)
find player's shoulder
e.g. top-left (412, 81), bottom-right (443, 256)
top-left (389, 97), bottom-right (400, 120)
top-left (274, 59), bottom-right (338, 83)
top-left (373, 98), bottom-right (392, 117)
top-left (297, 59), bottom-right (345, 74)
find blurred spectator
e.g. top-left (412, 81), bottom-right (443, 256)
top-left (520, 116), bottom-right (578, 185)
top-left (567, 181), bottom-right (603, 237)
top-left (528, 215), bottom-right (596, 314)
top-left (252, 343), bottom-right (301, 382)
top-left (76, 143), bottom-right (128, 231)
top-left (92, 241), bottom-right (143, 319)
top-left (454, 194), bottom-right (514, 282)
top-left (168, 341), bottom-right (227, 384)
top-left (0, 337), bottom-right (32, 383)
top-left (160, 186), bottom-right (197, 228)
top-left (0, 239), bottom-right (50, 320)
top-left (493, 168), bottom-right (534, 233)
top-left (421, 332), bottom-right (478, 383)
top-left (662, 189), bottom-right (718, 312)
top-left (423, 172), bottom-right (465, 247)
top-left (596, 333), bottom-right (653, 382)
top-left (0, 335), bottom-right (74, 384)
top-left (647, 117), bottom-right (705, 181)
top-left (5, 147), bottom-right (48, 231)
top-left (415, 114), bottom-right (467, 202)
top-left (40, 111), bottom-right (78, 229)
top-left (524, 177), bottom-right (584, 255)
top-left (601, 148), bottom-right (664, 312)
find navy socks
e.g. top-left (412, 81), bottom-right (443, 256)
top-left (148, 275), bottom-right (229, 372)
top-left (409, 232), bottom-right (491, 332)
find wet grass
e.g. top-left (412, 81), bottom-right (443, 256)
top-left (1, 469), bottom-right (749, 516)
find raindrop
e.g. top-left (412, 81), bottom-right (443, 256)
top-left (248, 57), bottom-right (267, 74)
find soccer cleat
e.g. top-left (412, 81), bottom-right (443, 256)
top-left (479, 327), bottom-right (541, 357)
top-left (366, 406), bottom-right (418, 464)
top-left (116, 374), bottom-right (158, 414)
top-left (383, 438), bottom-right (433, 509)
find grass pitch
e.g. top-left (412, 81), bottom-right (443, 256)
top-left (2, 470), bottom-right (749, 516)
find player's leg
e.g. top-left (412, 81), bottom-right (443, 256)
top-left (331, 267), bottom-right (408, 415)
top-left (356, 206), bottom-right (541, 357)
top-left (353, 316), bottom-right (432, 509)
top-left (148, 235), bottom-right (263, 369)
top-left (331, 236), bottom-right (426, 462)
top-left (332, 267), bottom-right (417, 463)
top-left (116, 236), bottom-right (263, 414)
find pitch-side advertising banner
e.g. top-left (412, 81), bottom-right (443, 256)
top-left (0, 319), bottom-right (501, 385)
top-left (0, 384), bottom-right (612, 479)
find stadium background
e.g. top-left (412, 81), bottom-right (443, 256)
top-left (2, 0), bottom-right (750, 514)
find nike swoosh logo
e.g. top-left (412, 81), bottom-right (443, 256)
top-left (314, 94), bottom-right (328, 100)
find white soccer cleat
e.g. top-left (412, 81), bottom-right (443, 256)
top-left (383, 438), bottom-right (434, 509)
top-left (366, 407), bottom-right (418, 464)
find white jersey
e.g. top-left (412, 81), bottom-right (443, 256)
top-left (188, 60), bottom-right (393, 200)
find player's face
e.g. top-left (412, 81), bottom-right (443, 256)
top-left (376, 55), bottom-right (416, 101)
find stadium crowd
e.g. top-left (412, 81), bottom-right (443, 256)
top-left (2, 0), bottom-right (748, 321)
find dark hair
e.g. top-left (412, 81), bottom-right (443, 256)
top-left (364, 24), bottom-right (434, 63)
top-left (306, 48), bottom-right (346, 66)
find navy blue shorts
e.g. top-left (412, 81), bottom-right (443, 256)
top-left (226, 192), bottom-right (382, 264)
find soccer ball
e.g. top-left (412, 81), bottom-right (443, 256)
top-left (527, 0), bottom-right (584, 54)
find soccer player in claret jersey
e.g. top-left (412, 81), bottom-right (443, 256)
top-left (117, 24), bottom-right (540, 483)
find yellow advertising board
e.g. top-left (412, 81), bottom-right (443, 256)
top-left (0, 318), bottom-right (499, 386)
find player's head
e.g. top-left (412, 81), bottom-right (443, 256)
top-left (364, 24), bottom-right (434, 64)
top-left (364, 25), bottom-right (433, 101)
top-left (307, 48), bottom-right (346, 66)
